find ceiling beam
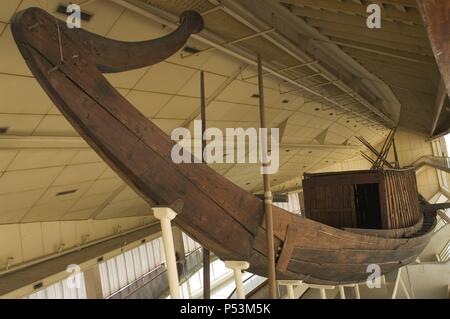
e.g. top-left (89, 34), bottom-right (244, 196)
top-left (114, 0), bottom-right (395, 128)
top-left (0, 136), bottom-right (89, 149)
top-left (207, 0), bottom-right (396, 127)
top-left (281, 143), bottom-right (360, 150)
top-left (324, 37), bottom-right (434, 64)
top-left (306, 18), bottom-right (430, 48)
top-left (320, 30), bottom-right (433, 57)
top-left (280, 0), bottom-right (424, 24)
top-left (290, 6), bottom-right (427, 38)
top-left (430, 79), bottom-right (448, 136)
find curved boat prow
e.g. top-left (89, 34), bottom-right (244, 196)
top-left (12, 7), bottom-right (436, 285)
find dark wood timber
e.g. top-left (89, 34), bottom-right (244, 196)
top-left (419, 0), bottom-right (450, 97)
top-left (257, 55), bottom-right (276, 298)
top-left (304, 168), bottom-right (421, 230)
top-left (256, 194), bottom-right (288, 203)
top-left (200, 70), bottom-right (211, 299)
top-left (12, 8), bottom-right (436, 285)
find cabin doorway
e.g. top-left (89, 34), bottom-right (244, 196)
top-left (353, 183), bottom-right (382, 229)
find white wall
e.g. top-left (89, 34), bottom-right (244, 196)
top-left (0, 216), bottom-right (156, 271)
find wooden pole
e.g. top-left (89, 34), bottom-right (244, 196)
top-left (257, 55), bottom-right (277, 299)
top-left (393, 139), bottom-right (400, 168)
top-left (200, 70), bottom-right (211, 299)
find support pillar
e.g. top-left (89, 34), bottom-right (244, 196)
top-left (339, 285), bottom-right (346, 299)
top-left (308, 284), bottom-right (335, 300)
top-left (224, 260), bottom-right (250, 299)
top-left (354, 284), bottom-right (361, 299)
top-left (153, 207), bottom-right (181, 299)
top-left (84, 265), bottom-right (103, 299)
top-left (391, 268), bottom-right (402, 299)
top-left (278, 280), bottom-right (302, 299)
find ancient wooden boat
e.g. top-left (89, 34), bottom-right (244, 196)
top-left (12, 7), bottom-right (436, 285)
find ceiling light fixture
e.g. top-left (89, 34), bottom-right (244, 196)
top-left (56, 189), bottom-right (77, 197)
top-left (182, 46), bottom-right (200, 54)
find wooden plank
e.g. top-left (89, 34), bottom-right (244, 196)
top-left (276, 224), bottom-right (300, 272)
top-left (11, 7), bottom-right (437, 286)
top-left (418, 0), bottom-right (450, 96)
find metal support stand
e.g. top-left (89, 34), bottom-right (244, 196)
top-left (308, 284), bottom-right (335, 300)
top-left (224, 261), bottom-right (250, 299)
top-left (392, 267), bottom-right (411, 299)
top-left (153, 207), bottom-right (181, 299)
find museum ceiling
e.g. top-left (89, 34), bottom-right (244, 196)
top-left (0, 0), bottom-right (443, 224)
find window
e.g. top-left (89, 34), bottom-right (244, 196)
top-left (26, 273), bottom-right (87, 299)
top-left (182, 233), bottom-right (201, 255)
top-left (274, 192), bottom-right (301, 215)
top-left (99, 237), bottom-right (167, 298)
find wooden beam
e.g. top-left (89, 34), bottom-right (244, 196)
top-left (418, 0), bottom-right (450, 97)
top-left (430, 79), bottom-right (448, 136)
top-left (255, 194), bottom-right (289, 203)
top-left (281, 0), bottom-right (424, 24)
top-left (200, 71), bottom-right (211, 300)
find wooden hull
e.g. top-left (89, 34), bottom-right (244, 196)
top-left (12, 8), bottom-right (436, 285)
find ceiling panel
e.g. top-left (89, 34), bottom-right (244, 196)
top-left (134, 62), bottom-right (197, 94)
top-left (21, 199), bottom-right (79, 222)
top-left (126, 90), bottom-right (173, 118)
top-left (178, 71), bottom-right (228, 98)
top-left (95, 198), bottom-right (150, 219)
top-left (0, 188), bottom-right (44, 215)
top-left (70, 149), bottom-right (103, 165)
top-left (36, 181), bottom-right (94, 206)
top-left (52, 162), bottom-right (107, 187)
top-left (7, 149), bottom-right (78, 171)
top-left (0, 166), bottom-right (64, 195)
top-left (156, 96), bottom-right (200, 119)
top-left (32, 115), bottom-right (78, 137)
top-left (83, 177), bottom-right (124, 197)
top-left (0, 114), bottom-right (43, 135)
top-left (0, 150), bottom-right (18, 172)
top-left (0, 27), bottom-right (32, 76)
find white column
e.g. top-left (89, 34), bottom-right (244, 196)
top-left (224, 260), bottom-right (250, 299)
top-left (319, 288), bottom-right (326, 299)
top-left (308, 284), bottom-right (335, 300)
top-left (391, 268), bottom-right (402, 299)
top-left (339, 285), bottom-right (346, 299)
top-left (278, 280), bottom-right (302, 299)
top-left (354, 284), bottom-right (361, 299)
top-left (153, 207), bottom-right (181, 299)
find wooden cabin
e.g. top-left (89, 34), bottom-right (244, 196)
top-left (303, 168), bottom-right (421, 230)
